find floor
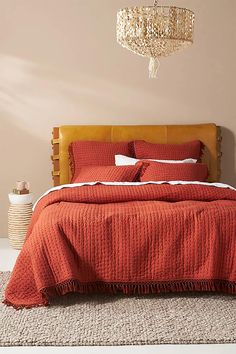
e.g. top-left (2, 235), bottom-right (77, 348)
top-left (0, 238), bottom-right (235, 354)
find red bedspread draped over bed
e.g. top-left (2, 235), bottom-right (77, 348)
top-left (4, 183), bottom-right (236, 308)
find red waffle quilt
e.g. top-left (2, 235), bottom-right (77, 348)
top-left (4, 183), bottom-right (236, 308)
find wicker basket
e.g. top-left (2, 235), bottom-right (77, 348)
top-left (8, 194), bottom-right (33, 250)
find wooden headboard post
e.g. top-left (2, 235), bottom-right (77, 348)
top-left (51, 124), bottom-right (222, 186)
top-left (51, 127), bottom-right (60, 186)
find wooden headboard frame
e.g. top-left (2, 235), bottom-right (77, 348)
top-left (51, 124), bottom-right (222, 186)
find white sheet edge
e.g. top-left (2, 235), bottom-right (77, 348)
top-left (115, 155), bottom-right (197, 166)
top-left (33, 181), bottom-right (236, 210)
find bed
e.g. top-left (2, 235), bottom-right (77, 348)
top-left (4, 124), bottom-right (236, 309)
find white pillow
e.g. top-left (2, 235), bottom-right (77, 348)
top-left (115, 155), bottom-right (197, 166)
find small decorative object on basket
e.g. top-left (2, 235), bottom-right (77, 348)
top-left (12, 181), bottom-right (30, 195)
top-left (8, 181), bottom-right (33, 250)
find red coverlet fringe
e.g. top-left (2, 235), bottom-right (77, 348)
top-left (3, 184), bottom-right (236, 308)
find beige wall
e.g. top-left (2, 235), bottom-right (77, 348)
top-left (0, 0), bottom-right (236, 236)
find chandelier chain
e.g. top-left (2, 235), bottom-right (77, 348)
top-left (153, 0), bottom-right (159, 7)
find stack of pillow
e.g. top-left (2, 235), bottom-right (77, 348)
top-left (69, 140), bottom-right (208, 183)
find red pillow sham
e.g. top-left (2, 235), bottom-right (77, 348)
top-left (134, 140), bottom-right (202, 161)
top-left (140, 161), bottom-right (208, 182)
top-left (69, 141), bottom-right (134, 182)
top-left (73, 163), bottom-right (144, 183)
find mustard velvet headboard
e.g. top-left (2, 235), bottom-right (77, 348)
top-left (51, 124), bottom-right (222, 186)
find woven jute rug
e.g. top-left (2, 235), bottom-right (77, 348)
top-left (0, 272), bottom-right (235, 346)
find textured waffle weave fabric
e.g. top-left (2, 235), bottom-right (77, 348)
top-left (73, 163), bottom-right (144, 183)
top-left (140, 162), bottom-right (208, 182)
top-left (4, 183), bottom-right (236, 308)
top-left (69, 141), bottom-right (134, 182)
top-left (134, 140), bottom-right (202, 160)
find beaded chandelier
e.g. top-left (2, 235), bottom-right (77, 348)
top-left (117, 0), bottom-right (195, 78)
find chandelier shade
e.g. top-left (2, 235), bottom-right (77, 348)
top-left (116, 3), bottom-right (195, 78)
